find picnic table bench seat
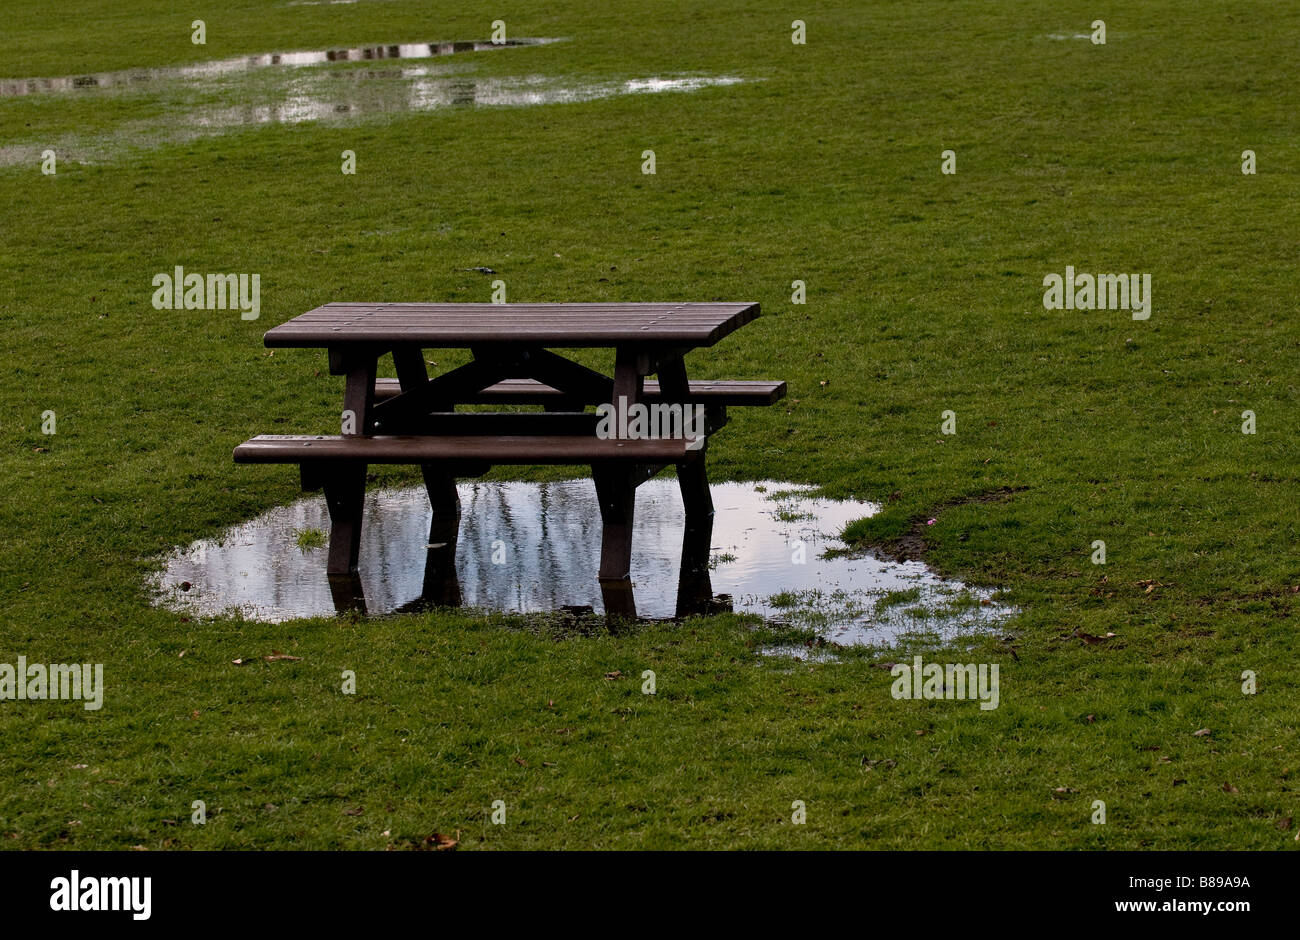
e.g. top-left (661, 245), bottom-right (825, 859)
top-left (235, 427), bottom-right (708, 585)
top-left (370, 377), bottom-right (786, 407)
top-left (234, 432), bottom-right (704, 465)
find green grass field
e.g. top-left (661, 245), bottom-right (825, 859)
top-left (1, 1), bottom-right (1297, 849)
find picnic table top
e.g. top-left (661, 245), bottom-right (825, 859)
top-left (263, 302), bottom-right (760, 348)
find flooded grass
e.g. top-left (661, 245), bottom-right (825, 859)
top-left (2, 0), bottom-right (1295, 851)
top-left (0, 37), bottom-right (744, 167)
top-left (0, 39), bottom-right (565, 96)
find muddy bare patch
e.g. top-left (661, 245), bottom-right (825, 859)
top-left (854, 486), bottom-right (1029, 564)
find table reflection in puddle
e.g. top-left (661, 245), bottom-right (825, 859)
top-left (148, 480), bottom-right (1015, 647)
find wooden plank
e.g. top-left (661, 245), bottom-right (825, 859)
top-left (263, 302), bottom-right (760, 348)
top-left (370, 356), bottom-right (508, 431)
top-left (352, 409), bottom-right (728, 439)
top-left (509, 347), bottom-right (615, 402)
top-left (234, 434), bottom-right (701, 465)
top-left (384, 412), bottom-right (604, 435)
top-left (372, 376), bottom-right (785, 405)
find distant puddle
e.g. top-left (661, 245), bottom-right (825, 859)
top-left (181, 73), bottom-right (744, 131)
top-left (0, 39), bottom-right (562, 96)
top-left (148, 480), bottom-right (1013, 650)
top-left (0, 38), bottom-right (745, 167)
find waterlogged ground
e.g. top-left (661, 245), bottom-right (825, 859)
top-left (0, 37), bottom-right (743, 166)
top-left (149, 480), bottom-right (1013, 648)
top-left (4, 0), bottom-right (1296, 851)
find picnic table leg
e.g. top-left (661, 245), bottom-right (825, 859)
top-left (675, 511), bottom-right (715, 617)
top-left (340, 354), bottom-right (378, 435)
top-left (599, 578), bottom-right (637, 621)
top-left (327, 571), bottom-right (367, 615)
top-left (677, 449), bottom-right (713, 522)
top-left (591, 347), bottom-right (649, 586)
top-left (655, 355), bottom-right (715, 524)
top-left (323, 352), bottom-right (378, 576)
top-left (593, 463), bottom-right (636, 582)
top-left (324, 463), bottom-right (367, 576)
top-left (393, 347), bottom-right (462, 520)
top-left (611, 345), bottom-right (645, 414)
top-left (419, 513), bottom-right (462, 607)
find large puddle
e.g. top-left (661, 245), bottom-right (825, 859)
top-left (0, 38), bottom-right (744, 167)
top-left (148, 480), bottom-right (1014, 649)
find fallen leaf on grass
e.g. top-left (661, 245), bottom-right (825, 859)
top-left (1275, 817), bottom-right (1291, 831)
top-left (345, 806), bottom-right (364, 816)
top-left (603, 670), bottom-right (624, 680)
top-left (424, 831), bottom-right (458, 851)
top-left (512, 756), bottom-right (527, 767)
top-left (1072, 629), bottom-right (1117, 645)
top-left (1222, 782), bottom-right (1239, 794)
top-left (1193, 728), bottom-right (1212, 737)
top-left (264, 651), bottom-right (303, 662)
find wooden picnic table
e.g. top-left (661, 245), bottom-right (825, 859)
top-left (235, 302), bottom-right (784, 614)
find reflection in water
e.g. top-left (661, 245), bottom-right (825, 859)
top-left (0, 63), bottom-right (744, 166)
top-left (0, 39), bottom-right (562, 97)
top-left (148, 481), bottom-right (1015, 647)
